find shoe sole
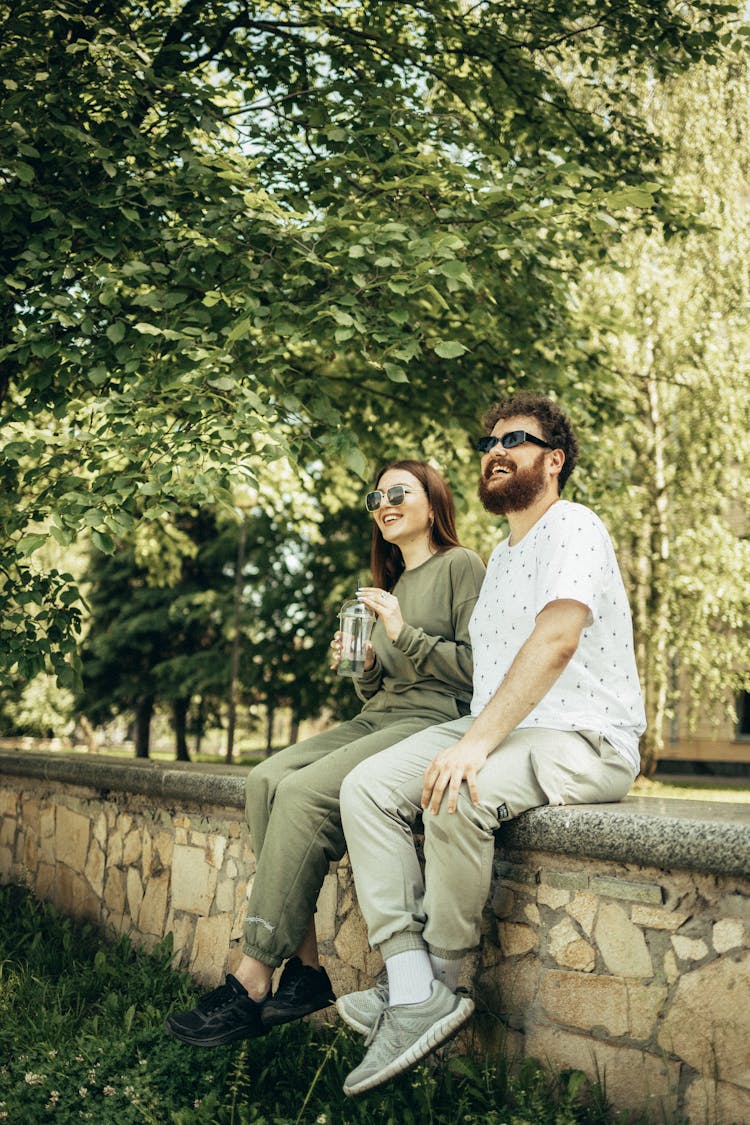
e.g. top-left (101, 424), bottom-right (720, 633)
top-left (261, 994), bottom-right (335, 1028)
top-left (335, 997), bottom-right (381, 1036)
top-left (164, 1017), bottom-right (268, 1048)
top-left (343, 996), bottom-right (474, 1096)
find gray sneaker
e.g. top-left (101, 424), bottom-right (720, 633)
top-left (336, 980), bottom-right (389, 1035)
top-left (343, 980), bottom-right (474, 1096)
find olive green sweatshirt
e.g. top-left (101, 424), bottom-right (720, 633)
top-left (354, 547), bottom-right (486, 722)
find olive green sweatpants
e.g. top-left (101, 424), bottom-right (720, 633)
top-left (242, 709), bottom-right (456, 967)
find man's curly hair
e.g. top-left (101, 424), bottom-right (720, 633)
top-left (482, 392), bottom-right (578, 492)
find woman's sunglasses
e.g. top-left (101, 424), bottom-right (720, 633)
top-left (365, 485), bottom-right (424, 512)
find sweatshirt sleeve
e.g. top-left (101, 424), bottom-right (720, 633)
top-left (392, 550), bottom-right (485, 694)
top-left (352, 654), bottom-right (384, 703)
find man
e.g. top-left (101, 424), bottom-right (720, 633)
top-left (337, 391), bottom-right (646, 1096)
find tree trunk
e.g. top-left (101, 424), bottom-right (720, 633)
top-left (173, 697), bottom-right (191, 761)
top-left (289, 710), bottom-right (300, 747)
top-left (226, 515), bottom-right (247, 764)
top-left (640, 376), bottom-right (672, 777)
top-left (265, 704), bottom-right (275, 756)
top-left (194, 696), bottom-right (204, 756)
top-left (134, 698), bottom-right (153, 758)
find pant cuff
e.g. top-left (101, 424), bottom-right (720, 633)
top-left (242, 942), bottom-right (284, 969)
top-left (379, 931), bottom-right (428, 960)
top-left (426, 943), bottom-right (472, 960)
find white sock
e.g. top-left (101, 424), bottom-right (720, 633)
top-left (429, 953), bottom-right (462, 993)
top-left (385, 949), bottom-right (434, 1007)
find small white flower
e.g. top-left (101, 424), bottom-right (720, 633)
top-left (24, 1073), bottom-right (45, 1086)
top-left (79, 1087), bottom-right (88, 1098)
top-left (103, 1086), bottom-right (115, 1097)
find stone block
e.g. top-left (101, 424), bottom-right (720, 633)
top-left (539, 868), bottom-right (589, 892)
top-left (36, 862), bottom-right (55, 902)
top-left (524, 903), bottom-right (540, 926)
top-left (537, 885), bottom-right (570, 910)
top-left (190, 913), bottom-right (233, 985)
top-left (104, 867), bottom-right (126, 916)
top-left (540, 969), bottom-right (628, 1036)
top-left (0, 788), bottom-right (17, 817)
top-left (548, 917), bottom-right (596, 972)
top-left (55, 806), bottom-right (90, 871)
top-left (500, 922), bottom-right (538, 957)
top-left (123, 828), bottom-right (142, 866)
top-left (23, 829), bottom-right (38, 875)
top-left (0, 844), bottom-right (14, 879)
top-left (40, 806), bottom-right (55, 838)
top-left (107, 831), bottom-right (123, 867)
top-left (205, 835), bottom-right (226, 869)
top-left (334, 907), bottom-right (369, 971)
top-left (663, 949), bottom-right (679, 984)
top-left (495, 861), bottom-right (538, 886)
top-left (117, 812), bottom-right (133, 835)
top-left (479, 957), bottom-right (540, 1030)
top-left (671, 935), bottom-right (709, 963)
top-left (719, 893), bottom-right (750, 921)
top-left (53, 865), bottom-right (101, 924)
top-left (127, 866), bottom-right (144, 921)
top-left (84, 840), bottom-right (105, 897)
top-left (658, 952), bottom-right (750, 1087)
top-left (525, 1026), bottom-right (680, 1121)
top-left (594, 902), bottom-right (653, 979)
top-left (171, 844), bottom-right (218, 914)
top-left (315, 873), bottom-right (339, 943)
top-left (168, 914), bottom-right (195, 969)
top-left (631, 905), bottom-right (691, 931)
top-left (154, 830), bottom-right (174, 870)
top-left (684, 1075), bottom-right (750, 1125)
top-left (141, 830), bottom-right (154, 877)
top-left (625, 981), bottom-right (668, 1041)
top-left (491, 884), bottom-right (516, 918)
top-left (93, 811), bottom-right (108, 850)
top-left (139, 872), bottom-right (169, 937)
top-left (215, 873), bottom-right (236, 915)
top-left (590, 876), bottom-right (663, 905)
top-left (566, 892), bottom-right (598, 936)
top-left (712, 918), bottom-right (745, 954)
top-left (0, 817), bottom-right (16, 847)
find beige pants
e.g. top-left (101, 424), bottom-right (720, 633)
top-left (339, 718), bottom-right (634, 960)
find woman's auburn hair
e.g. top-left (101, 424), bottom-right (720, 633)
top-left (369, 460), bottom-right (462, 591)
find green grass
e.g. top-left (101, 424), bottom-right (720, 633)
top-left (0, 886), bottom-right (666, 1125)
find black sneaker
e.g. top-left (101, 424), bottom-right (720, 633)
top-left (165, 973), bottom-right (270, 1047)
top-left (261, 957), bottom-right (336, 1028)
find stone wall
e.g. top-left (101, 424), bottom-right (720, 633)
top-left (1, 750), bottom-right (749, 1125)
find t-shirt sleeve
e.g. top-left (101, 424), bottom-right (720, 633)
top-left (534, 509), bottom-right (612, 626)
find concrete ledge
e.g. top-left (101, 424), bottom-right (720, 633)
top-left (1, 749), bottom-right (748, 878)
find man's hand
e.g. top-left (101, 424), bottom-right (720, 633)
top-left (421, 739), bottom-right (489, 815)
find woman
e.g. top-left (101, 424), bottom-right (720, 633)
top-left (165, 460), bottom-right (485, 1048)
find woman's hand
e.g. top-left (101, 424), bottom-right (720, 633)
top-left (357, 587), bottom-right (404, 643)
top-left (330, 631), bottom-right (376, 672)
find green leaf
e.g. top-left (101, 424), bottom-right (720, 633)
top-left (16, 534), bottom-right (47, 556)
top-left (106, 322), bottom-right (126, 344)
top-left (343, 446), bottom-right (369, 479)
top-left (434, 340), bottom-right (468, 359)
top-left (91, 530), bottom-right (116, 554)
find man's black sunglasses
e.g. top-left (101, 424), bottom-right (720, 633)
top-left (476, 430), bottom-right (553, 454)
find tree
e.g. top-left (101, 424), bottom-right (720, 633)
top-left (2, 0), bottom-right (741, 686)
top-left (578, 56), bottom-right (750, 774)
top-left (78, 463), bottom-right (369, 756)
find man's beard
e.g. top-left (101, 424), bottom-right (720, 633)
top-left (478, 451), bottom-right (548, 515)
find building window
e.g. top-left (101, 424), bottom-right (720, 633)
top-left (737, 692), bottom-right (750, 740)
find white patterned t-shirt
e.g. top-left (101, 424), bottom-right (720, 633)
top-left (469, 500), bottom-right (645, 774)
